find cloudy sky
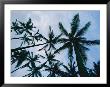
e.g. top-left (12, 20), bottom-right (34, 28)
top-left (11, 10), bottom-right (100, 76)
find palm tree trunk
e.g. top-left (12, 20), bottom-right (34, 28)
top-left (11, 43), bottom-right (46, 52)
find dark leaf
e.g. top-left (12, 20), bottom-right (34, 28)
top-left (71, 13), bottom-right (80, 35)
top-left (54, 42), bottom-right (70, 54)
top-left (80, 40), bottom-right (100, 45)
top-left (75, 22), bottom-right (91, 37)
top-left (59, 22), bottom-right (69, 36)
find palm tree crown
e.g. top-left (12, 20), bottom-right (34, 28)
top-left (38, 26), bottom-right (62, 51)
top-left (55, 13), bottom-right (100, 77)
top-left (11, 13), bottom-right (100, 77)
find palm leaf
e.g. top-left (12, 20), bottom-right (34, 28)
top-left (38, 54), bottom-right (45, 59)
top-left (78, 43), bottom-right (90, 51)
top-left (71, 13), bottom-right (80, 35)
top-left (38, 44), bottom-right (48, 51)
top-left (11, 63), bottom-right (29, 73)
top-left (51, 44), bottom-right (56, 50)
top-left (44, 49), bottom-right (48, 57)
top-left (16, 59), bottom-right (25, 68)
top-left (57, 38), bottom-right (69, 43)
top-left (77, 43), bottom-right (88, 64)
top-left (26, 18), bottom-right (32, 27)
top-left (74, 43), bottom-right (88, 76)
top-left (53, 33), bottom-right (63, 43)
top-left (63, 65), bottom-right (70, 73)
top-left (40, 34), bottom-right (48, 41)
top-left (59, 22), bottom-right (69, 36)
top-left (81, 40), bottom-right (100, 45)
top-left (48, 26), bottom-right (54, 39)
top-left (54, 42), bottom-right (70, 54)
top-left (19, 21), bottom-right (26, 28)
top-left (93, 61), bottom-right (100, 76)
top-left (30, 61), bottom-right (36, 68)
top-left (48, 43), bottom-right (52, 51)
top-left (23, 73), bottom-right (32, 77)
top-left (36, 71), bottom-right (42, 77)
top-left (75, 22), bottom-right (91, 37)
top-left (15, 50), bottom-right (28, 68)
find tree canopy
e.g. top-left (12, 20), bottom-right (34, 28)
top-left (11, 13), bottom-right (100, 77)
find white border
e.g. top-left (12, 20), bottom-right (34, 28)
top-left (4, 4), bottom-right (107, 84)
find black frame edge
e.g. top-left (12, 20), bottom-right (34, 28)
top-left (0, 0), bottom-right (109, 87)
top-left (0, 0), bottom-right (109, 4)
top-left (0, 1), bottom-right (4, 87)
top-left (107, 1), bottom-right (110, 86)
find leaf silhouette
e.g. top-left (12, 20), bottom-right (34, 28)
top-left (11, 14), bottom-right (100, 77)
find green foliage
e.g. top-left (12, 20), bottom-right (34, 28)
top-left (11, 50), bottom-right (29, 67)
top-left (38, 26), bottom-right (62, 51)
top-left (71, 13), bottom-right (80, 35)
top-left (88, 61), bottom-right (100, 77)
top-left (11, 18), bottom-right (36, 35)
top-left (11, 13), bottom-right (100, 77)
top-left (55, 13), bottom-right (100, 77)
top-left (62, 62), bottom-right (78, 77)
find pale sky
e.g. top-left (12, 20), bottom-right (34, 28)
top-left (11, 10), bottom-right (100, 77)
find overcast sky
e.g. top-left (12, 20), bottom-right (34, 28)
top-left (11, 10), bottom-right (100, 77)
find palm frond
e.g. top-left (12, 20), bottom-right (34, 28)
top-left (48, 26), bottom-right (54, 39)
top-left (63, 65), bottom-right (70, 73)
top-left (51, 44), bottom-right (57, 50)
top-left (75, 22), bottom-right (91, 37)
top-left (38, 44), bottom-right (48, 51)
top-left (93, 61), bottom-right (100, 76)
top-left (26, 18), bottom-right (32, 28)
top-left (71, 13), bottom-right (80, 35)
top-left (48, 44), bottom-right (52, 51)
top-left (44, 49), bottom-right (48, 57)
top-left (57, 38), bottom-right (69, 43)
top-left (54, 42), bottom-right (70, 54)
top-left (40, 34), bottom-right (48, 41)
top-left (79, 44), bottom-right (90, 51)
top-left (30, 61), bottom-right (36, 68)
top-left (59, 22), bottom-right (69, 36)
top-left (74, 43), bottom-right (88, 76)
top-left (53, 33), bottom-right (63, 43)
top-left (76, 43), bottom-right (88, 64)
top-left (23, 73), bottom-right (32, 77)
top-left (38, 54), bottom-right (45, 59)
top-left (14, 50), bottom-right (28, 68)
top-left (36, 71), bottom-right (42, 77)
top-left (81, 40), bottom-right (100, 46)
top-left (11, 63), bottom-right (29, 73)
top-left (19, 21), bottom-right (26, 28)
top-left (79, 49), bottom-right (87, 64)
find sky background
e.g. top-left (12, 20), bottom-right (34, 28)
top-left (11, 10), bottom-right (100, 77)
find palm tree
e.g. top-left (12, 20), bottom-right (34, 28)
top-left (54, 13), bottom-right (100, 77)
top-left (39, 49), bottom-right (62, 76)
top-left (11, 50), bottom-right (29, 68)
top-left (11, 18), bottom-right (36, 35)
top-left (23, 61), bottom-right (47, 77)
top-left (38, 26), bottom-right (62, 51)
top-left (62, 62), bottom-right (78, 77)
top-left (11, 19), bottom-right (46, 52)
top-left (88, 61), bottom-right (100, 77)
top-left (93, 61), bottom-right (100, 76)
top-left (44, 61), bottom-right (64, 77)
top-left (11, 51), bottom-right (44, 75)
